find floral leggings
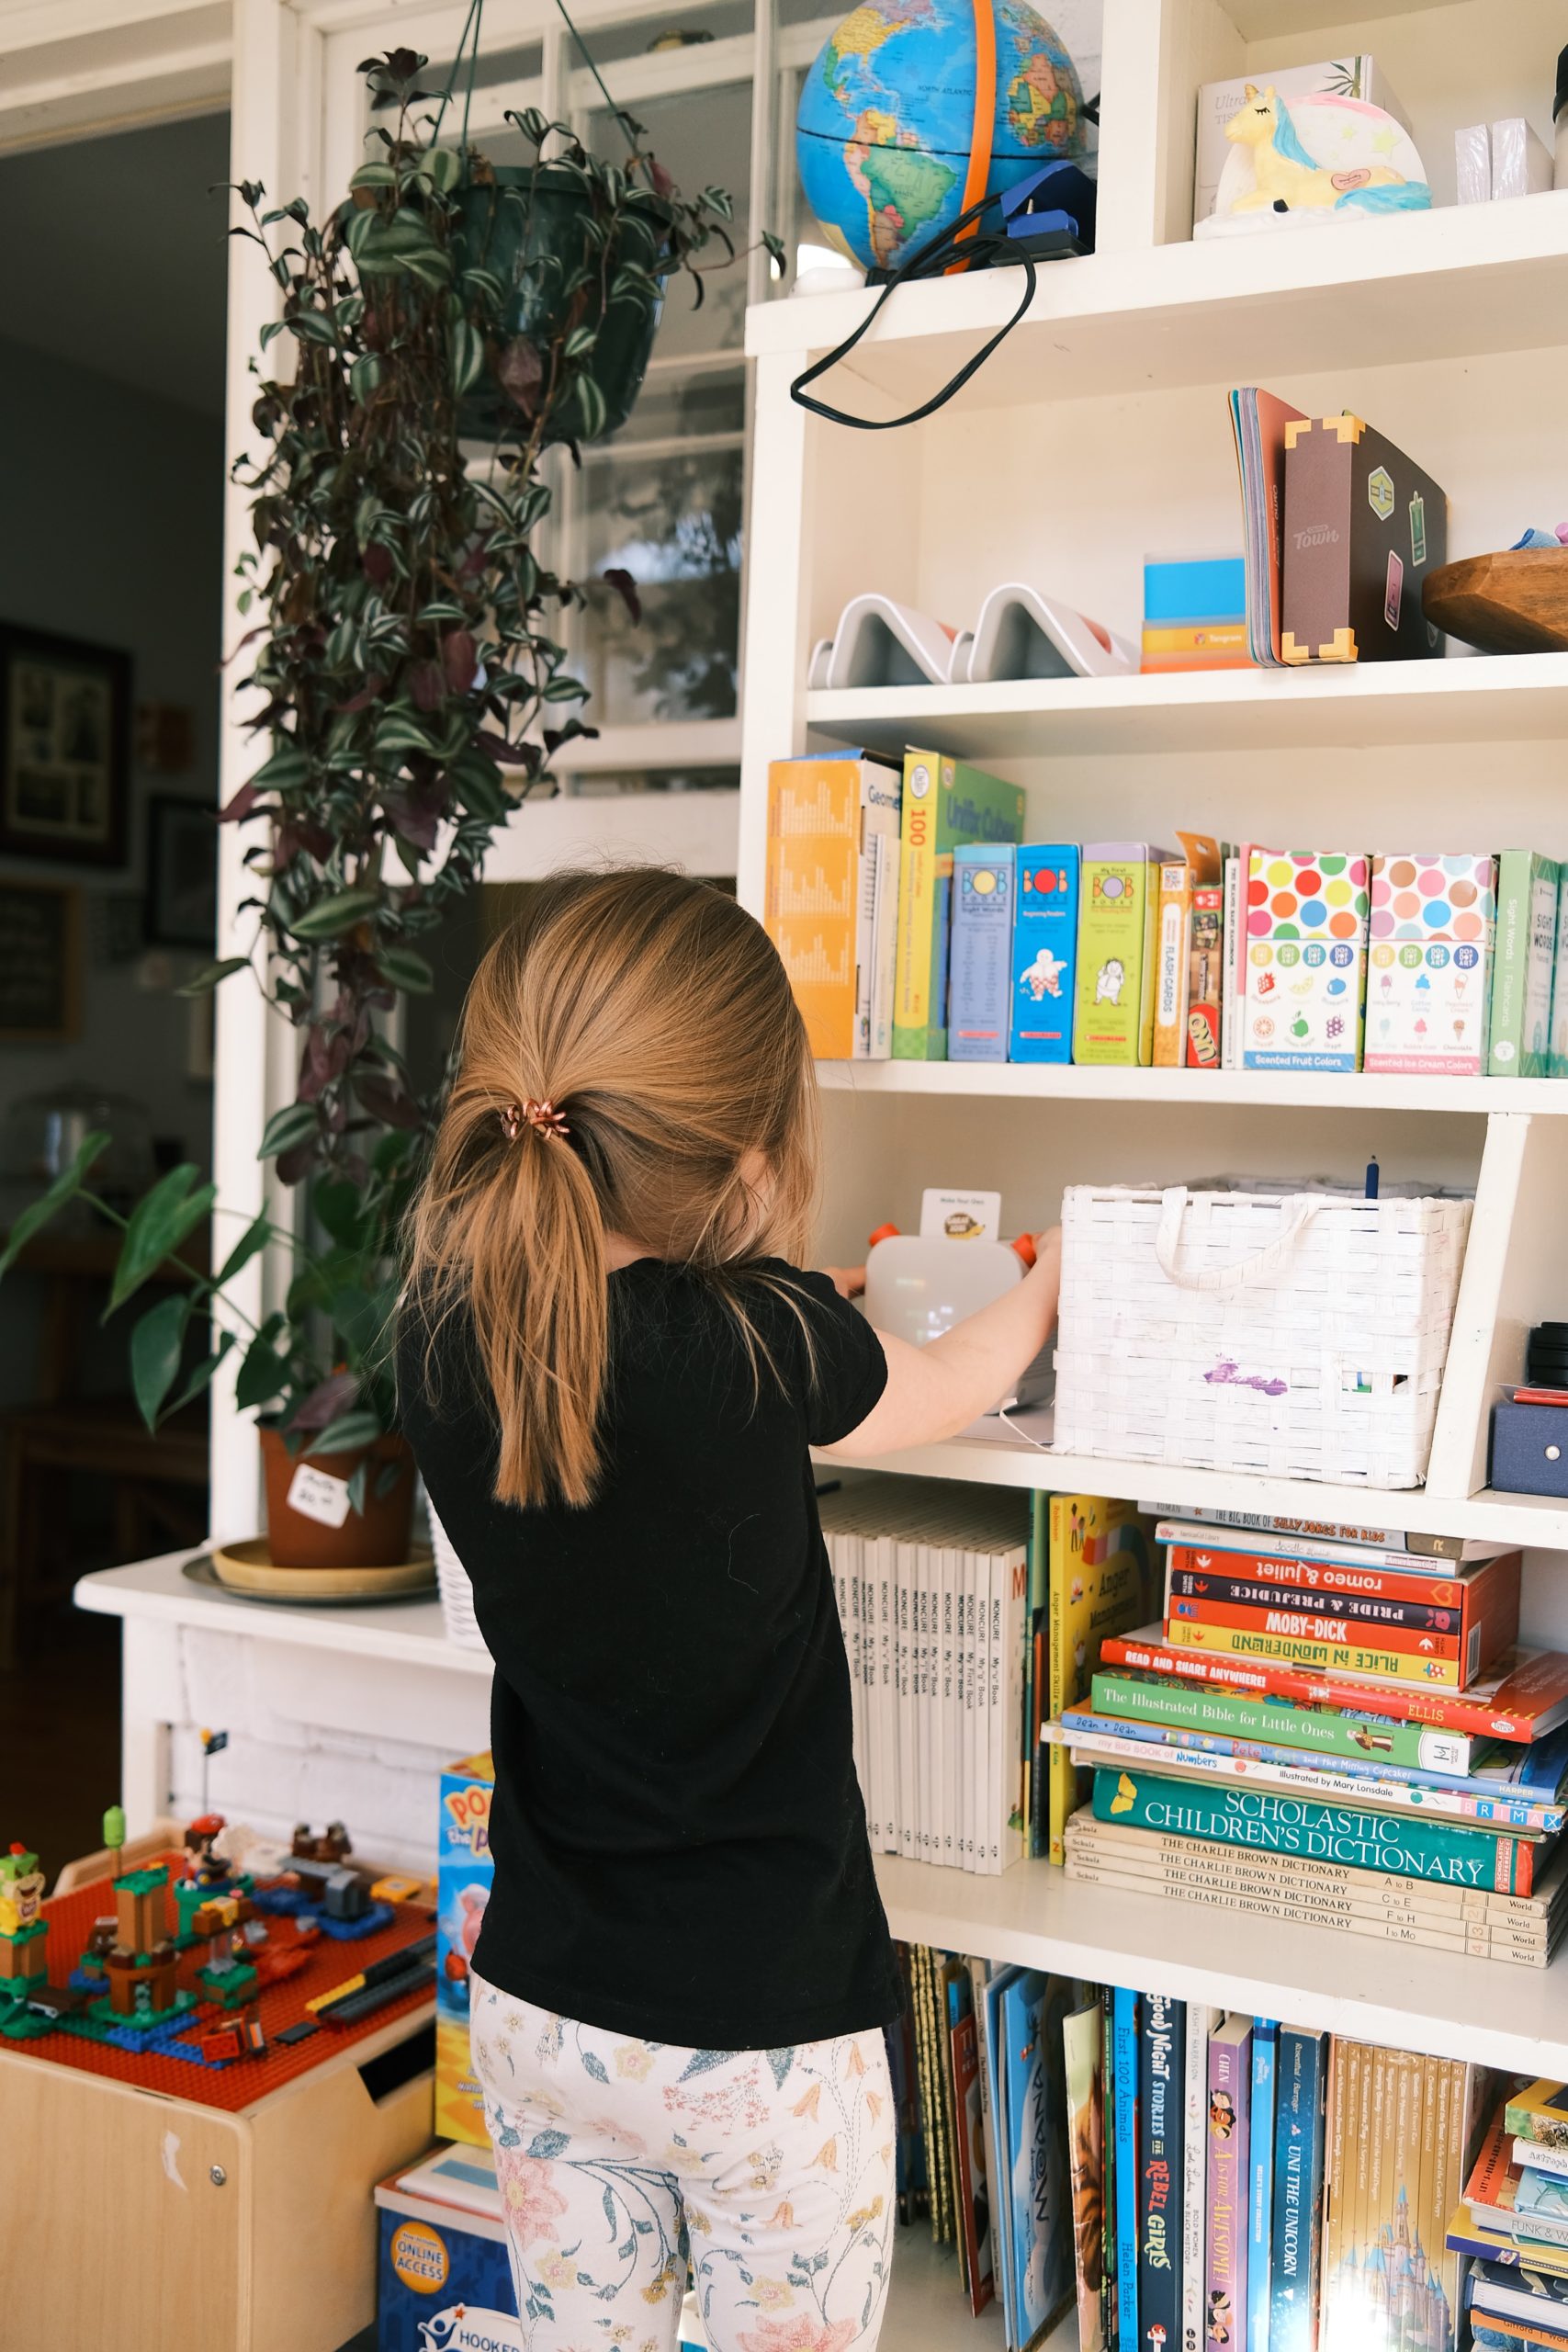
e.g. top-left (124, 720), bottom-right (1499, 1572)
top-left (468, 1971), bottom-right (896, 2352)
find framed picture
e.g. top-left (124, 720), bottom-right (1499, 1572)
top-left (0, 622), bottom-right (131, 867)
top-left (0, 879), bottom-right (80, 1041)
top-left (144, 793), bottom-right (218, 949)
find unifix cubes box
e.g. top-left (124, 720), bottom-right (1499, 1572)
top-left (1280, 414), bottom-right (1447, 664)
top-left (1489, 849), bottom-right (1561, 1076)
top-left (437, 1750), bottom-right (495, 2148)
top-left (1243, 851), bottom-right (1370, 1072)
top-left (1073, 844), bottom-right (1164, 1065)
top-left (763, 751), bottom-right (901, 1059)
top-left (948, 843), bottom-right (1014, 1061)
top-left (1010, 844), bottom-right (1079, 1061)
top-left (1364, 854), bottom-right (1495, 1077)
top-left (376, 2143), bottom-right (521, 2351)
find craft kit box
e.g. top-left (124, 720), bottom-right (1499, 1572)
top-left (1243, 851), bottom-right (1370, 1072)
top-left (949, 842), bottom-right (1015, 1060)
top-left (1489, 849), bottom-right (1560, 1076)
top-left (1281, 415), bottom-right (1447, 664)
top-left (1073, 843), bottom-right (1164, 1065)
top-left (437, 1750), bottom-right (495, 2148)
top-left (1010, 844), bottom-right (1079, 1061)
top-left (1364, 854), bottom-right (1495, 1076)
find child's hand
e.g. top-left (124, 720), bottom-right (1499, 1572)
top-left (1031, 1225), bottom-right (1063, 1272)
top-left (822, 1264), bottom-right (866, 1300)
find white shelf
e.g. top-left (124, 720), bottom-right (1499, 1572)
top-left (748, 195), bottom-right (1568, 410)
top-left (482, 787), bottom-right (739, 883)
top-left (873, 1850), bottom-right (1568, 2081)
top-left (820, 1430), bottom-right (1568, 1551)
top-left (817, 1061), bottom-right (1558, 1114)
top-left (805, 654), bottom-right (1568, 763)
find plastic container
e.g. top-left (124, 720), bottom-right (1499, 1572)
top-left (863, 1227), bottom-right (1050, 1407)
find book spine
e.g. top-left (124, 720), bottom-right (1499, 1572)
top-left (1090, 1766), bottom-right (1531, 1892)
top-left (1269, 2031), bottom-right (1327, 2352)
top-left (1507, 2095), bottom-right (1568, 2152)
top-left (1168, 1561), bottom-right (1473, 1629)
top-left (866, 830), bottom-right (898, 1058)
top-left (1154, 862), bottom-right (1194, 1065)
top-left (1158, 1521), bottom-right (1499, 1580)
top-left (1163, 1614), bottom-right (1467, 1687)
top-left (1168, 1593), bottom-right (1463, 1661)
top-left (1514, 2137), bottom-right (1568, 2178)
top-left (949, 845), bottom-right (1014, 1062)
top-left (1139, 1991), bottom-right (1184, 2349)
top-left (952, 2012), bottom-right (990, 2312)
top-left (892, 752), bottom-right (941, 1059)
top-left (1064, 2001), bottom-right (1107, 2352)
top-left (1321, 2041), bottom-right (1348, 2352)
top-left (1113, 1986), bottom-right (1141, 2352)
top-left (1208, 2028), bottom-right (1251, 2352)
top-left (1248, 2023), bottom-right (1278, 2352)
top-left (1097, 1631), bottom-right (1543, 1741)
top-left (1186, 883), bottom-right (1224, 1067)
top-left (999, 1544), bottom-right (1029, 1875)
top-left (1089, 1668), bottom-right (1473, 1771)
top-left (1182, 2006), bottom-right (1213, 2352)
top-left (1102, 1988), bottom-right (1117, 2348)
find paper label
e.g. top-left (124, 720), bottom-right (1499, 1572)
top-left (919, 1187), bottom-right (1000, 1243)
top-left (286, 1462), bottom-right (352, 1529)
top-left (1384, 550), bottom-right (1404, 629)
top-left (1367, 465), bottom-right (1394, 521)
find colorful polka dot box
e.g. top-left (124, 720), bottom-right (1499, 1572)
top-left (1366, 854), bottom-right (1496, 1077)
top-left (1244, 851), bottom-right (1370, 1071)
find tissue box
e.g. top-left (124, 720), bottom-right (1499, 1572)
top-left (436, 1751), bottom-right (494, 2149)
top-left (1491, 1401), bottom-right (1568, 1498)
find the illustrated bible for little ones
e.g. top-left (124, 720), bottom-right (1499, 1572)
top-left (892, 752), bottom-right (1025, 1059)
top-left (764, 751), bottom-right (902, 1059)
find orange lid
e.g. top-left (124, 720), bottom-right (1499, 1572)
top-left (867, 1222), bottom-right (900, 1249)
top-left (1010, 1233), bottom-right (1036, 1267)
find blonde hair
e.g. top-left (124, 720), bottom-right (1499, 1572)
top-left (404, 868), bottom-right (818, 1509)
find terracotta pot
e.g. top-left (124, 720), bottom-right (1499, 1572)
top-left (259, 1427), bottom-right (416, 1568)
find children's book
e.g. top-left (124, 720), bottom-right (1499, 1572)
top-left (1088, 1665), bottom-right (1483, 1774)
top-left (1242, 850), bottom-right (1370, 1072)
top-left (950, 843), bottom-right (1016, 1062)
top-left (764, 751), bottom-right (902, 1059)
top-left (1468, 2251), bottom-right (1568, 2328)
top-left (1010, 845), bottom-right (1079, 1062)
top-left (1280, 415), bottom-right (1447, 665)
top-left (1138, 1991), bottom-right (1185, 2349)
top-left (1489, 851), bottom-right (1561, 1077)
top-left (1248, 2021), bottom-right (1279, 2352)
top-left (1073, 844), bottom-right (1168, 1064)
top-left (1364, 853), bottom-right (1495, 1078)
top-left (1469, 2111), bottom-right (1568, 2249)
top-left (1164, 1613), bottom-right (1480, 1690)
top-left (1182, 2006), bottom-right (1217, 2352)
top-left (1045, 1498), bottom-right (1157, 1864)
top-left (1112, 1985), bottom-right (1141, 2352)
top-left (1002, 1970), bottom-right (1075, 2348)
top-left (952, 2002), bottom-right (996, 2312)
top-left (985, 1966), bottom-right (1021, 2346)
top-left (1269, 2026), bottom-right (1328, 2352)
top-left (1207, 2016), bottom-right (1253, 2352)
top-left (1508, 2083), bottom-right (1568, 2151)
top-left (1550, 865), bottom-right (1568, 1079)
top-left (1187, 884), bottom-right (1225, 1067)
top-left (1153, 833), bottom-right (1223, 1067)
top-left (892, 752), bottom-right (1025, 1060)
top-left (1064, 1995), bottom-right (1108, 2352)
top-left (1228, 387), bottom-right (1308, 664)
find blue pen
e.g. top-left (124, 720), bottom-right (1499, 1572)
top-left (1365, 1156), bottom-right (1379, 1200)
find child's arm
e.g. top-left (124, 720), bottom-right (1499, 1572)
top-left (819, 1228), bottom-right (1061, 1458)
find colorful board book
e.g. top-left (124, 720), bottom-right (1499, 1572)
top-left (1242, 850), bottom-right (1369, 1072)
top-left (1010, 844), bottom-right (1079, 1061)
top-left (949, 843), bottom-right (1015, 1061)
top-left (763, 751), bottom-right (901, 1060)
top-left (1488, 849), bottom-right (1561, 1077)
top-left (892, 751), bottom-right (1025, 1060)
top-left (1364, 854), bottom-right (1496, 1077)
top-left (1280, 414), bottom-right (1447, 665)
top-left (1045, 1498), bottom-right (1156, 1864)
top-left (1074, 844), bottom-right (1167, 1065)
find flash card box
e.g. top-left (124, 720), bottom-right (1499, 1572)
top-left (1489, 849), bottom-right (1561, 1077)
top-left (1073, 843), bottom-right (1166, 1065)
top-left (1243, 850), bottom-right (1370, 1072)
top-left (376, 2143), bottom-right (521, 2352)
top-left (1280, 414), bottom-right (1447, 664)
top-left (949, 843), bottom-right (1016, 1060)
top-left (1010, 844), bottom-right (1079, 1061)
top-left (1364, 854), bottom-right (1495, 1077)
top-left (437, 1750), bottom-right (495, 2149)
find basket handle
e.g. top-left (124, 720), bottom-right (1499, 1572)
top-left (1154, 1186), bottom-right (1325, 1293)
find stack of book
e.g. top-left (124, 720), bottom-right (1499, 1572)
top-left (1046, 1511), bottom-right (1568, 1968)
top-left (892, 1950), bottom-right (1494, 2352)
top-left (1451, 2079), bottom-right (1568, 2350)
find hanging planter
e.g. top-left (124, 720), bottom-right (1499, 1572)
top-left (455, 161), bottom-right (667, 445)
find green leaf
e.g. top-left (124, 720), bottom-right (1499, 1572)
top-left (287, 309), bottom-right (339, 345)
top-left (572, 372), bottom-right (607, 442)
top-left (540, 675), bottom-right (587, 703)
top-left (288, 887), bottom-right (382, 941)
top-left (449, 319), bottom-right (486, 396)
top-left (373, 712), bottom-right (439, 757)
top-left (349, 161), bottom-right (399, 189)
top-left (164, 1328), bottom-right (235, 1419)
top-left (446, 750), bottom-right (506, 820)
top-left (177, 956), bottom-right (251, 998)
top-left (347, 1460), bottom-right (368, 1516)
top-left (349, 353), bottom-right (384, 402)
top-left (330, 1282), bottom-right (389, 1364)
top-left (253, 740), bottom-right (310, 791)
top-left (235, 1320), bottom-right (290, 1410)
top-left (424, 143), bottom-right (462, 194)
top-left (257, 1100), bottom-right (320, 1160)
top-left (376, 945), bottom-right (434, 993)
top-left (216, 1210), bottom-right (274, 1285)
top-left (130, 1294), bottom-right (189, 1430)
top-left (0, 1129), bottom-right (111, 1278)
top-left (563, 324), bottom-right (598, 358)
top-left (108, 1170), bottom-right (217, 1315)
top-left (311, 1408), bottom-right (382, 1456)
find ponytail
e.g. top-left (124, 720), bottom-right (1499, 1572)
top-left (403, 869), bottom-right (818, 1510)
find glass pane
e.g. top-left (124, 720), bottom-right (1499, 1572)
top-left (556, 768), bottom-right (740, 795)
top-left (577, 442), bottom-right (743, 724)
top-left (608, 364), bottom-right (745, 445)
top-left (588, 82), bottom-right (753, 356)
top-left (570, 6), bottom-right (750, 69)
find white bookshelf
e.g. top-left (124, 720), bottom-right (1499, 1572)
top-left (734, 0), bottom-right (1568, 2274)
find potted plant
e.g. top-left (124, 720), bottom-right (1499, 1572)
top-left (0, 49), bottom-right (766, 1573)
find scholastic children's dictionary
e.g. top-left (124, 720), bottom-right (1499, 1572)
top-left (893, 752), bottom-right (1025, 1059)
top-left (1010, 845), bottom-right (1078, 1062)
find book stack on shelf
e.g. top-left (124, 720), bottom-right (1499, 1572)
top-left (1458, 2079), bottom-right (1568, 2351)
top-left (1044, 1511), bottom-right (1568, 1968)
top-left (893, 1943), bottom-right (1495, 2352)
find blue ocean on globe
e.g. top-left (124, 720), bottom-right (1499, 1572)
top-left (796, 0), bottom-right (1086, 274)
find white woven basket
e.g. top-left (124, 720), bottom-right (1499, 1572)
top-left (1053, 1182), bottom-right (1472, 1489)
top-left (428, 1500), bottom-right (488, 1651)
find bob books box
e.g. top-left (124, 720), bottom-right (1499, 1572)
top-left (438, 1750), bottom-right (495, 2148)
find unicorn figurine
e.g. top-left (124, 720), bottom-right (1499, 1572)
top-left (1221, 84), bottom-right (1429, 218)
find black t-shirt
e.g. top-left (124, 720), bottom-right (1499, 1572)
top-left (398, 1258), bottom-right (901, 2049)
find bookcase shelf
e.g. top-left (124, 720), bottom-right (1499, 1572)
top-left (816, 1061), bottom-right (1562, 1114)
top-left (873, 1851), bottom-right (1568, 2082)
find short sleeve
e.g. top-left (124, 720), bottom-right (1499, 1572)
top-left (778, 1265), bottom-right (888, 1447)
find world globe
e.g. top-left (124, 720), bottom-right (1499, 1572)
top-left (796, 0), bottom-right (1086, 275)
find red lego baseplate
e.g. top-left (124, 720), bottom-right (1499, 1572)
top-left (17, 1854), bottom-right (434, 2111)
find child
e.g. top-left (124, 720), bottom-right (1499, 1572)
top-left (400, 869), bottom-right (1062, 2352)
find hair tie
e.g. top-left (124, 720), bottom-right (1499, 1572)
top-left (500, 1099), bottom-right (570, 1144)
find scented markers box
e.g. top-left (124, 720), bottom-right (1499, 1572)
top-left (1243, 851), bottom-right (1370, 1072)
top-left (1364, 854), bottom-right (1495, 1076)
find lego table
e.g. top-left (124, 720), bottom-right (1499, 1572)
top-left (0, 1853), bottom-right (438, 2351)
